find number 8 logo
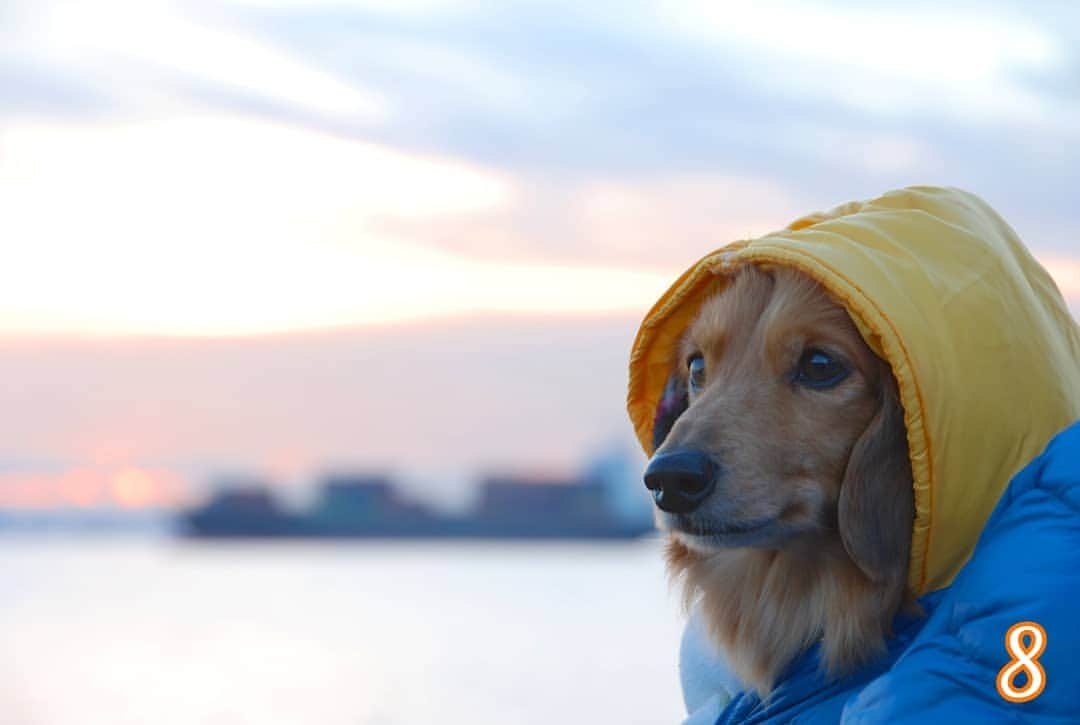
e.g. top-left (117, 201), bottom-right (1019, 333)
top-left (996, 621), bottom-right (1047, 703)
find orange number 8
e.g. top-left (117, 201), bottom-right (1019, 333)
top-left (996, 621), bottom-right (1047, 703)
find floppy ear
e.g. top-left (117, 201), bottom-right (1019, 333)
top-left (652, 369), bottom-right (689, 451)
top-left (838, 376), bottom-right (914, 584)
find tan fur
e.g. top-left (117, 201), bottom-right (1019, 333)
top-left (655, 265), bottom-right (913, 695)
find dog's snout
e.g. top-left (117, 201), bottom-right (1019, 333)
top-left (643, 451), bottom-right (717, 513)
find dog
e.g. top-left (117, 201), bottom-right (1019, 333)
top-left (645, 263), bottom-right (914, 696)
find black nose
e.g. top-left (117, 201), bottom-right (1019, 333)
top-left (644, 451), bottom-right (717, 513)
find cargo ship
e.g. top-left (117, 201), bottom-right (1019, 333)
top-left (181, 453), bottom-right (655, 540)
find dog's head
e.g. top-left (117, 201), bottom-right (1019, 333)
top-left (647, 264), bottom-right (912, 586)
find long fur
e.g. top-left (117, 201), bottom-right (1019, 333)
top-left (656, 265), bottom-right (914, 695)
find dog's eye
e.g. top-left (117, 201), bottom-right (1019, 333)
top-left (796, 349), bottom-right (849, 389)
top-left (688, 354), bottom-right (706, 391)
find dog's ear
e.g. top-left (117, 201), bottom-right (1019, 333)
top-left (838, 375), bottom-right (914, 584)
top-left (652, 369), bottom-right (689, 451)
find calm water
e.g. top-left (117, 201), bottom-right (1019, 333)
top-left (0, 537), bottom-right (686, 724)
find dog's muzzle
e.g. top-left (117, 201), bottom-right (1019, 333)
top-left (643, 450), bottom-right (717, 514)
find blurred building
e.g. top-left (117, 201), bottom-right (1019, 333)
top-left (306, 474), bottom-right (436, 535)
top-left (470, 474), bottom-right (609, 536)
top-left (182, 456), bottom-right (654, 539)
top-left (476, 476), bottom-right (605, 519)
top-left (580, 443), bottom-right (654, 527)
top-left (182, 483), bottom-right (297, 536)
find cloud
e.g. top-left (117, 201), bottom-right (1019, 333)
top-left (2, 0), bottom-right (387, 121)
top-left (225, 0), bottom-right (479, 14)
top-left (0, 114), bottom-right (688, 335)
top-left (656, 1), bottom-right (1069, 126)
top-left (2, 0), bottom-right (1080, 324)
top-left (7, 2), bottom-right (1080, 198)
top-left (0, 115), bottom-right (530, 335)
top-left (576, 175), bottom-right (800, 250)
top-left (208, 0), bottom-right (1080, 247)
top-left (368, 173), bottom-right (807, 266)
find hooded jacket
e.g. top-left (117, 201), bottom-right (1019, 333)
top-left (626, 186), bottom-right (1080, 721)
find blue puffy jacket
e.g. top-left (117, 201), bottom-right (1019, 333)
top-left (680, 421), bottom-right (1080, 723)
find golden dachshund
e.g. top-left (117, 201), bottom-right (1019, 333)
top-left (645, 264), bottom-right (914, 695)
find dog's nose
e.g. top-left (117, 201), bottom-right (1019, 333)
top-left (643, 451), bottom-right (717, 513)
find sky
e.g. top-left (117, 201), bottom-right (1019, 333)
top-left (2, 0), bottom-right (1079, 509)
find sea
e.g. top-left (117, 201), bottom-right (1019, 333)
top-left (0, 537), bottom-right (687, 725)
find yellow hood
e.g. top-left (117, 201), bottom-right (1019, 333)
top-left (627, 186), bottom-right (1080, 595)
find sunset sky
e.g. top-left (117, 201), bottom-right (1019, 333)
top-left (2, 0), bottom-right (1079, 509)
